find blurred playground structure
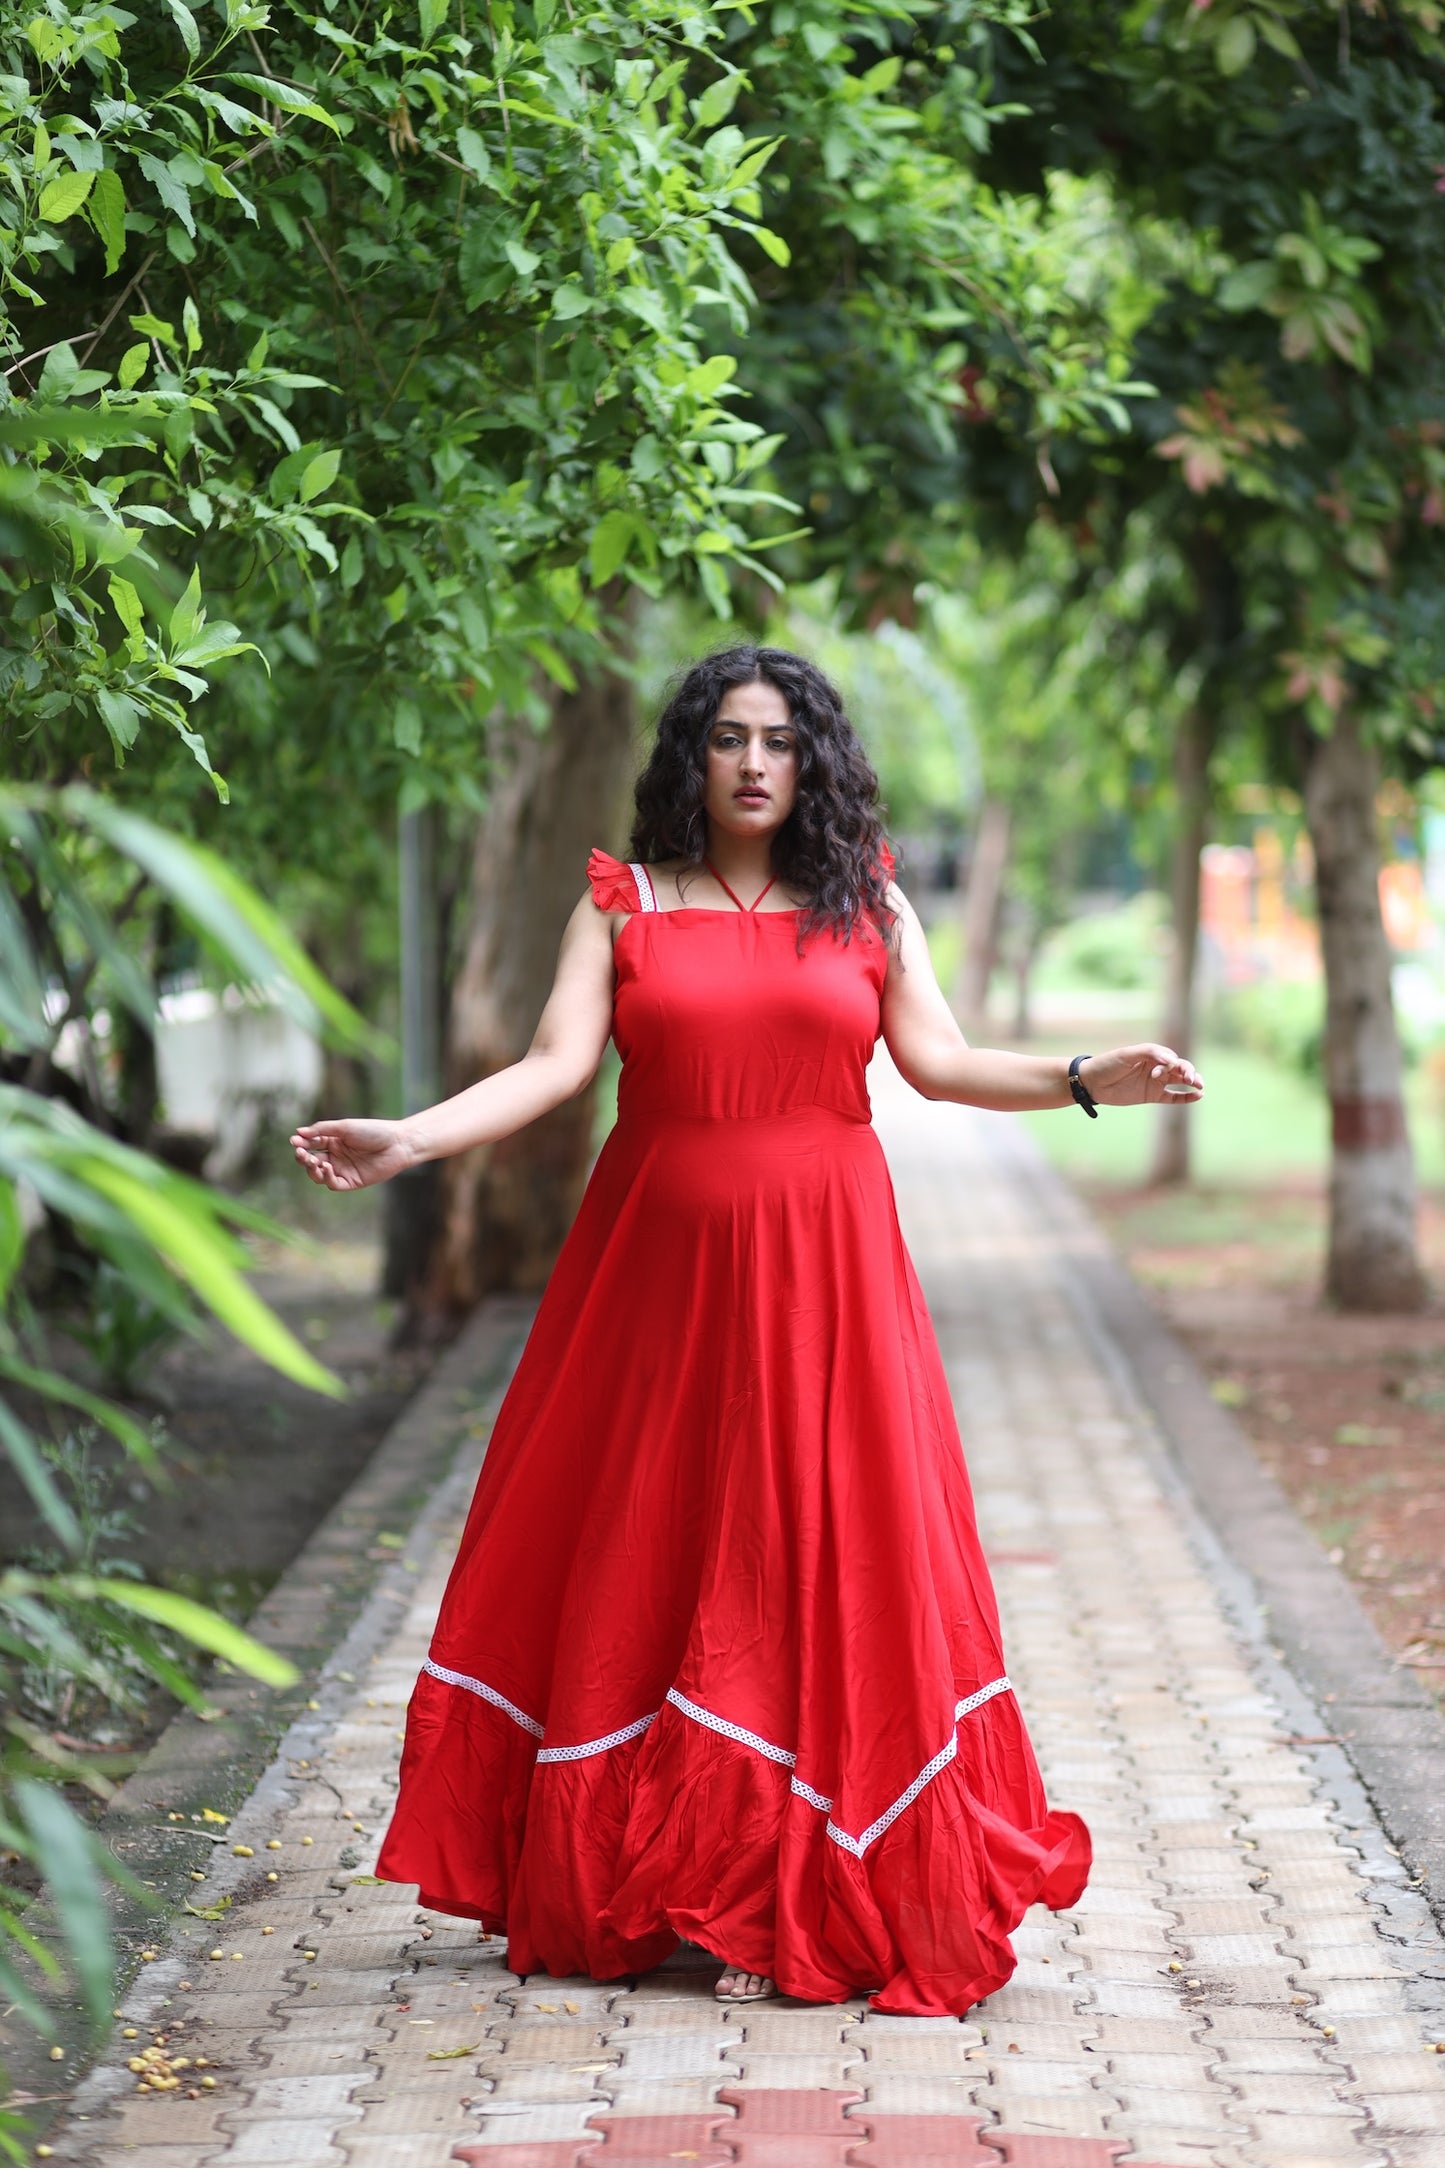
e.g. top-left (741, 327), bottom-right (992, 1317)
top-left (1197, 798), bottom-right (1445, 1054)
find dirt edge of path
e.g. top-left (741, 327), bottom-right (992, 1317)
top-left (3, 1297), bottom-right (532, 2124)
top-left (995, 1115), bottom-right (1445, 1935)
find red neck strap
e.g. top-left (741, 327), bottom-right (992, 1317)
top-left (705, 858), bottom-right (779, 914)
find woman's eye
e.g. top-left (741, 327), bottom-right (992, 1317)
top-left (767, 737), bottom-right (795, 753)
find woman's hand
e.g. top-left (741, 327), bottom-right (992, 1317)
top-left (1079, 1045), bottom-right (1203, 1106)
top-left (290, 1118), bottom-right (415, 1191)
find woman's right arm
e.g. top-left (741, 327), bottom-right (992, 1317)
top-left (290, 891), bottom-right (618, 1192)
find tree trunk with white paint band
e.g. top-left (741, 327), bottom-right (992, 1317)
top-left (1302, 709), bottom-right (1427, 1313)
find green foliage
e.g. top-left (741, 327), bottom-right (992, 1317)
top-left (1041, 893), bottom-right (1167, 993)
top-left (0, 0), bottom-right (1164, 871)
top-left (0, 0), bottom-right (817, 824)
top-left (722, 44), bottom-right (1154, 613)
top-left (1207, 975), bottom-right (1324, 1079)
top-left (983, 3), bottom-right (1445, 769)
top-left (769, 588), bottom-right (979, 830)
top-left (926, 516), bottom-right (1189, 943)
top-left (0, 789), bottom-right (377, 2101)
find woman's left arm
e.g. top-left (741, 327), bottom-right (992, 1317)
top-left (879, 886), bottom-right (1203, 1112)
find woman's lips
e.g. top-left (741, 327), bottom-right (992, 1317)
top-left (735, 789), bottom-right (769, 803)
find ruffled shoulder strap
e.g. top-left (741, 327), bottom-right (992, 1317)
top-left (877, 840), bottom-right (896, 882)
top-left (587, 848), bottom-right (658, 915)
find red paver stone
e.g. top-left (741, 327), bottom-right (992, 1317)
top-left (451, 2142), bottom-right (591, 2166)
top-left (977, 2139), bottom-right (1137, 2168)
top-left (452, 2112), bottom-right (735, 2168)
top-left (843, 2111), bottom-right (998, 2162)
top-left (581, 2109), bottom-right (735, 2163)
top-left (714, 2086), bottom-right (865, 2165)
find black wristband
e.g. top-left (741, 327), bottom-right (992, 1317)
top-left (1068, 1054), bottom-right (1099, 1119)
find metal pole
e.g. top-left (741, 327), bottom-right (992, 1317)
top-left (384, 801), bottom-right (440, 1308)
top-left (398, 802), bottom-right (439, 1114)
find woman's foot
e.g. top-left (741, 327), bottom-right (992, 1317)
top-left (714, 1965), bottom-right (777, 2003)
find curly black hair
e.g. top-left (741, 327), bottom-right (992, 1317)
top-left (628, 645), bottom-right (894, 943)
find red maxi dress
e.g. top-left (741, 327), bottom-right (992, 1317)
top-left (376, 850), bottom-right (1090, 2014)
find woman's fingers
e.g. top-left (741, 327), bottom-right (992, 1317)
top-left (1091, 1046), bottom-right (1203, 1104)
top-left (1144, 1044), bottom-right (1203, 1098)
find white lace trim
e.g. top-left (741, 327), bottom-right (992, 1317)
top-left (421, 1657), bottom-right (543, 1738)
top-left (955, 1676), bottom-right (1013, 1722)
top-left (536, 1712), bottom-right (657, 1763)
top-left (665, 1687), bottom-right (796, 1766)
top-left (421, 1658), bottom-right (1012, 1856)
top-left (630, 862), bottom-right (657, 912)
top-left (666, 1677), bottom-right (1014, 1858)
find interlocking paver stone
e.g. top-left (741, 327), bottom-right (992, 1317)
top-left (48, 1082), bottom-right (1445, 2168)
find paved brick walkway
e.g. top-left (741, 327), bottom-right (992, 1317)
top-left (55, 1076), bottom-right (1445, 2167)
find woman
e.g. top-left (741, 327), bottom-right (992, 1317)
top-left (292, 646), bottom-right (1202, 2015)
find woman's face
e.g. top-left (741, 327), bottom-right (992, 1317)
top-left (703, 680), bottom-right (800, 844)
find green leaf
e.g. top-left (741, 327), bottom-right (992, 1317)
top-left (0, 1351), bottom-right (155, 1464)
top-left (687, 354), bottom-right (737, 399)
top-left (77, 1159), bottom-right (344, 1397)
top-left (505, 239), bottom-right (541, 279)
top-left (298, 449), bottom-right (341, 502)
top-left (223, 74), bottom-right (341, 133)
top-left (0, 1180), bottom-right (22, 1303)
top-left (697, 552), bottom-right (732, 619)
top-left (858, 55), bottom-right (902, 95)
top-left (1218, 260), bottom-right (1277, 312)
top-left (589, 508), bottom-right (638, 585)
top-left (419, 0), bottom-right (449, 43)
top-left (13, 1780), bottom-right (114, 2029)
top-left (83, 1581), bottom-right (300, 1686)
top-left (455, 126), bottom-right (491, 181)
top-left (66, 791), bottom-right (377, 1056)
top-left (87, 167), bottom-right (126, 274)
top-left (551, 283), bottom-right (591, 319)
top-left (169, 566), bottom-right (203, 649)
top-left (1256, 15), bottom-right (1301, 58)
top-left (137, 153), bottom-right (195, 237)
top-left (38, 168), bottom-right (95, 223)
top-left (108, 575), bottom-right (144, 639)
top-left (171, 623), bottom-right (254, 671)
top-left (182, 296), bottom-right (202, 356)
top-left (95, 687), bottom-right (142, 754)
top-left (1216, 16), bottom-right (1257, 72)
top-left (117, 341), bottom-right (148, 390)
top-left (0, 1399), bottom-right (81, 1551)
top-left (37, 342), bottom-right (78, 400)
top-left (692, 72), bottom-right (743, 128)
top-left (750, 226), bottom-right (791, 268)
top-left (393, 695), bottom-right (422, 754)
top-left (164, 0), bottom-right (200, 57)
top-left (129, 312), bottom-right (178, 349)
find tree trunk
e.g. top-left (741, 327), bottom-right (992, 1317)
top-left (410, 660), bottom-right (640, 1329)
top-left (1011, 923), bottom-right (1040, 1041)
top-left (1302, 710), bottom-right (1427, 1312)
top-left (955, 797), bottom-right (1011, 1023)
top-left (1149, 702), bottom-right (1215, 1186)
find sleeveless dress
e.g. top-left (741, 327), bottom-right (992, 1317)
top-left (375, 851), bottom-right (1090, 2015)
